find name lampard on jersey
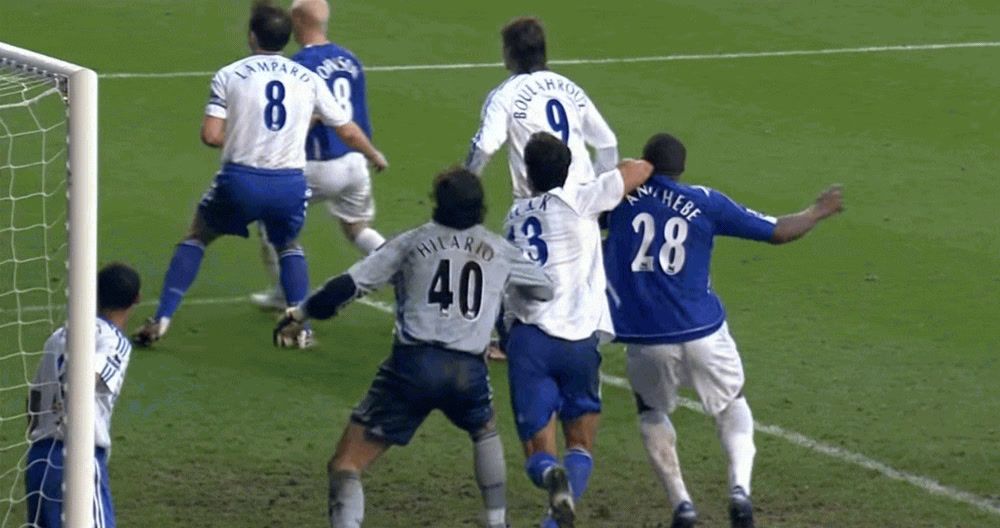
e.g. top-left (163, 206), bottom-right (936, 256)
top-left (233, 60), bottom-right (311, 82)
top-left (512, 78), bottom-right (587, 118)
top-left (625, 185), bottom-right (703, 222)
top-left (414, 235), bottom-right (495, 262)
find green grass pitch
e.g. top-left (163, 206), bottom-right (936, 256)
top-left (2, 1), bottom-right (999, 526)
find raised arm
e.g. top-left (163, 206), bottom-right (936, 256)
top-left (770, 185), bottom-right (844, 244)
top-left (581, 98), bottom-right (619, 175)
top-left (465, 87), bottom-right (508, 175)
top-left (618, 158), bottom-right (655, 195)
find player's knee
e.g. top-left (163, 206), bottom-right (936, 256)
top-left (639, 409), bottom-right (668, 426)
top-left (339, 221), bottom-right (366, 241)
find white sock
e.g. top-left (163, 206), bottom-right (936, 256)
top-left (353, 227), bottom-right (386, 255)
top-left (639, 410), bottom-right (692, 509)
top-left (716, 396), bottom-right (756, 495)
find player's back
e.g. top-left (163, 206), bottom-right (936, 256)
top-left (604, 175), bottom-right (776, 343)
top-left (504, 174), bottom-right (620, 342)
top-left (209, 54), bottom-right (328, 170)
top-left (293, 43), bottom-right (371, 160)
top-left (478, 70), bottom-right (617, 198)
top-left (354, 222), bottom-right (532, 354)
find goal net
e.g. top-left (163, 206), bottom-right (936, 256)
top-left (0, 43), bottom-right (97, 528)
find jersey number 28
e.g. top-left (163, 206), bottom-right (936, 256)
top-left (631, 213), bottom-right (689, 275)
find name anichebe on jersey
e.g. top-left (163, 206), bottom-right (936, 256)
top-left (625, 184), bottom-right (704, 222)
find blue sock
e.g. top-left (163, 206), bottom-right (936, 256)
top-left (525, 452), bottom-right (558, 489)
top-left (278, 248), bottom-right (309, 306)
top-left (564, 447), bottom-right (593, 501)
top-left (155, 240), bottom-right (205, 320)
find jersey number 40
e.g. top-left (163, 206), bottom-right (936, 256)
top-left (427, 259), bottom-right (484, 320)
top-left (631, 213), bottom-right (689, 275)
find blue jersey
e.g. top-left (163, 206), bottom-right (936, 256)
top-left (292, 43), bottom-right (371, 161)
top-left (603, 175), bottom-right (777, 344)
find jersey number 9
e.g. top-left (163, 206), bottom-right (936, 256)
top-left (263, 80), bottom-right (287, 131)
top-left (631, 213), bottom-right (689, 275)
top-left (545, 99), bottom-right (570, 143)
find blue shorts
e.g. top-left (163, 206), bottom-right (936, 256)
top-left (351, 343), bottom-right (495, 446)
top-left (506, 323), bottom-right (602, 441)
top-left (25, 438), bottom-right (115, 528)
top-left (198, 163), bottom-right (310, 247)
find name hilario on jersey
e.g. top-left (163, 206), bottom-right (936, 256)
top-left (206, 53), bottom-right (351, 170)
top-left (471, 70), bottom-right (617, 198)
top-left (346, 222), bottom-right (552, 354)
top-left (293, 43), bottom-right (372, 161)
top-left (504, 169), bottom-right (625, 342)
top-left (29, 318), bottom-right (133, 449)
top-left (603, 175), bottom-right (778, 344)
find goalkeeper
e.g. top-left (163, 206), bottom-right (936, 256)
top-left (275, 168), bottom-right (553, 528)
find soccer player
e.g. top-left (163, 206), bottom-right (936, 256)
top-left (25, 262), bottom-right (141, 528)
top-left (503, 132), bottom-right (654, 528)
top-left (251, 0), bottom-right (387, 309)
top-left (274, 168), bottom-right (553, 528)
top-left (602, 133), bottom-right (844, 528)
top-left (465, 16), bottom-right (619, 199)
top-left (133, 1), bottom-right (387, 348)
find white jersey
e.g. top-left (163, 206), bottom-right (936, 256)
top-left (206, 54), bottom-right (351, 170)
top-left (504, 168), bottom-right (625, 341)
top-left (28, 318), bottom-right (133, 449)
top-left (471, 70), bottom-right (618, 198)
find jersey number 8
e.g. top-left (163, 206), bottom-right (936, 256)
top-left (631, 213), bottom-right (689, 275)
top-left (263, 80), bottom-right (287, 131)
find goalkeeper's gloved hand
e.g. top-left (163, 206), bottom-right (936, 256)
top-left (273, 306), bottom-right (307, 348)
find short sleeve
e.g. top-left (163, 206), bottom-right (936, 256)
top-left (95, 329), bottom-right (130, 395)
top-left (580, 94), bottom-right (617, 149)
top-left (205, 70), bottom-right (227, 119)
top-left (347, 231), bottom-right (413, 292)
top-left (313, 71), bottom-right (351, 128)
top-left (711, 190), bottom-right (777, 241)
top-left (470, 85), bottom-right (509, 155)
top-left (563, 168), bottom-right (625, 218)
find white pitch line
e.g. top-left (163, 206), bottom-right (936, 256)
top-left (5, 293), bottom-right (1000, 516)
top-left (96, 40), bottom-right (1000, 79)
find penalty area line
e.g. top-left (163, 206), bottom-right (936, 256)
top-left (97, 40), bottom-right (1000, 79)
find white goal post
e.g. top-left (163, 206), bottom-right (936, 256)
top-left (0, 43), bottom-right (98, 528)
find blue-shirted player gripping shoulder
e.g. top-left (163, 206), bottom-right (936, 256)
top-left (603, 133), bottom-right (843, 528)
top-left (133, 2), bottom-right (387, 349)
top-left (251, 0), bottom-right (388, 310)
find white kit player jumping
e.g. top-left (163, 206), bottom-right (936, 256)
top-left (465, 16), bottom-right (619, 199)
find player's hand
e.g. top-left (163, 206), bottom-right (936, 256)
top-left (273, 307), bottom-right (306, 347)
top-left (812, 185), bottom-right (844, 220)
top-left (369, 150), bottom-right (389, 173)
top-left (486, 340), bottom-right (507, 362)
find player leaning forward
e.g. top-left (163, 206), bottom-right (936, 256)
top-left (603, 133), bottom-right (843, 528)
top-left (504, 132), bottom-right (654, 527)
top-left (275, 169), bottom-right (554, 527)
top-left (134, 1), bottom-right (387, 347)
top-left (252, 0), bottom-right (387, 309)
top-left (26, 263), bottom-right (142, 528)
top-left (466, 16), bottom-right (618, 198)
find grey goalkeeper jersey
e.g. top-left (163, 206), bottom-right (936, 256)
top-left (348, 222), bottom-right (553, 354)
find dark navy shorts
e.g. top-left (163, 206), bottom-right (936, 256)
top-left (351, 343), bottom-right (495, 446)
top-left (25, 438), bottom-right (115, 528)
top-left (198, 162), bottom-right (310, 247)
top-left (506, 322), bottom-right (602, 441)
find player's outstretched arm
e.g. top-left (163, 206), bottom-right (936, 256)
top-left (619, 159), bottom-right (655, 195)
top-left (273, 274), bottom-right (359, 346)
top-left (770, 185), bottom-right (844, 244)
top-left (200, 116), bottom-right (225, 148)
top-left (334, 122), bottom-right (388, 172)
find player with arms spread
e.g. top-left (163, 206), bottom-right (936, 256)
top-left (466, 17), bottom-right (618, 199)
top-left (25, 263), bottom-right (141, 528)
top-left (251, 0), bottom-right (388, 309)
top-left (134, 1), bottom-right (387, 348)
top-left (603, 133), bottom-right (843, 528)
top-left (274, 168), bottom-right (553, 528)
top-left (503, 132), bottom-right (653, 528)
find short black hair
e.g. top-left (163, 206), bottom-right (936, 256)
top-left (98, 262), bottom-right (141, 312)
top-left (642, 133), bottom-right (687, 178)
top-left (502, 17), bottom-right (547, 73)
top-left (524, 132), bottom-right (570, 193)
top-left (249, 1), bottom-right (292, 52)
top-left (432, 167), bottom-right (486, 229)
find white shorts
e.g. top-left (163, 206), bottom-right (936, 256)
top-left (625, 322), bottom-right (744, 417)
top-left (305, 153), bottom-right (375, 223)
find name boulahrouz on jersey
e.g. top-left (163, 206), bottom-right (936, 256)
top-left (512, 78), bottom-right (588, 119)
top-left (414, 235), bottom-right (495, 262)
